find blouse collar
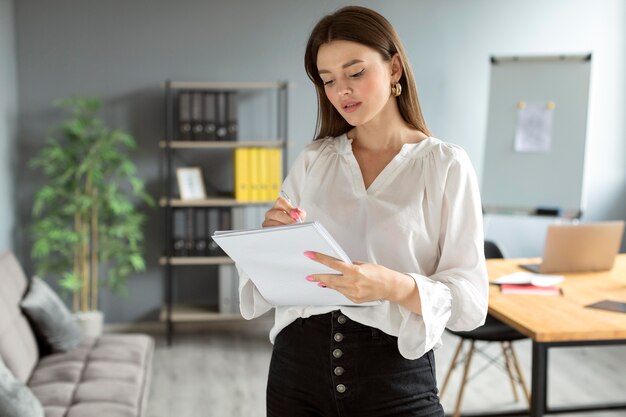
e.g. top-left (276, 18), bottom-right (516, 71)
top-left (337, 133), bottom-right (439, 159)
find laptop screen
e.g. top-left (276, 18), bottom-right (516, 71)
top-left (537, 221), bottom-right (624, 273)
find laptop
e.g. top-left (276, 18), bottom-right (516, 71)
top-left (519, 221), bottom-right (625, 273)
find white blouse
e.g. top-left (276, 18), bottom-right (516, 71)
top-left (237, 134), bottom-right (488, 360)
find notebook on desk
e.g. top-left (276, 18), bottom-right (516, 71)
top-left (519, 221), bottom-right (625, 274)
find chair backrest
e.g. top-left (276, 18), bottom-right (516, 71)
top-left (484, 240), bottom-right (505, 259)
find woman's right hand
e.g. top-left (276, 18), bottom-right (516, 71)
top-left (262, 196), bottom-right (306, 227)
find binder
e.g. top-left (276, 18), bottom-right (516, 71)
top-left (267, 148), bottom-right (282, 201)
top-left (172, 208), bottom-right (186, 256)
top-left (226, 92), bottom-right (238, 140)
top-left (234, 148), bottom-right (251, 201)
top-left (258, 148), bottom-right (269, 201)
top-left (194, 208), bottom-right (207, 256)
top-left (203, 92), bottom-right (217, 141)
top-left (190, 91), bottom-right (205, 141)
top-left (203, 208), bottom-right (212, 254)
top-left (215, 92), bottom-right (228, 141)
top-left (177, 91), bottom-right (192, 141)
top-left (184, 207), bottom-right (195, 255)
top-left (216, 208), bottom-right (230, 256)
top-left (207, 208), bottom-right (221, 256)
top-left (212, 221), bottom-right (380, 307)
top-left (249, 148), bottom-right (260, 201)
top-left (219, 207), bottom-right (232, 231)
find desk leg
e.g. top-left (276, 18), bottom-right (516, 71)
top-left (530, 342), bottom-right (548, 417)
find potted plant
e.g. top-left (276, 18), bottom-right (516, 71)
top-left (30, 97), bottom-right (154, 337)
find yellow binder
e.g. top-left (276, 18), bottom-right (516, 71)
top-left (234, 148), bottom-right (250, 201)
top-left (258, 148), bottom-right (269, 202)
top-left (249, 148), bottom-right (260, 202)
top-left (267, 148), bottom-right (283, 201)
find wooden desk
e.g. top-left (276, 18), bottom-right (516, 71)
top-left (477, 254), bottom-right (626, 417)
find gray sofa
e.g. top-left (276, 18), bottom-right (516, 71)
top-left (0, 252), bottom-right (153, 417)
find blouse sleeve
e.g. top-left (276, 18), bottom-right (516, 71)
top-left (237, 265), bottom-right (273, 319)
top-left (396, 148), bottom-right (489, 359)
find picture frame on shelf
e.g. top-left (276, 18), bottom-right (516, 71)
top-left (176, 167), bottom-right (207, 200)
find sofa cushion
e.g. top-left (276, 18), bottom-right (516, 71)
top-left (0, 356), bottom-right (44, 417)
top-left (29, 334), bottom-right (154, 417)
top-left (20, 276), bottom-right (81, 354)
top-left (0, 252), bottom-right (39, 383)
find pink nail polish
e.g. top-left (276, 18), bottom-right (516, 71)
top-left (303, 251), bottom-right (315, 259)
top-left (290, 209), bottom-right (303, 222)
top-left (305, 276), bottom-right (315, 282)
top-left (317, 283), bottom-right (327, 288)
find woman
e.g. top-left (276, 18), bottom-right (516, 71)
top-left (239, 6), bottom-right (488, 416)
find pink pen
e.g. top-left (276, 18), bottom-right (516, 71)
top-left (279, 191), bottom-right (304, 223)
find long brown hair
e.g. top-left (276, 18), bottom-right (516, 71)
top-left (304, 6), bottom-right (431, 140)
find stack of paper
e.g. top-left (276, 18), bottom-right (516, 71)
top-left (212, 221), bottom-right (379, 307)
top-left (500, 284), bottom-right (561, 295)
top-left (494, 272), bottom-right (564, 295)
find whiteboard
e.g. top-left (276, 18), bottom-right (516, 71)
top-left (481, 54), bottom-right (591, 218)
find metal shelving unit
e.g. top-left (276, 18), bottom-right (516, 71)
top-left (161, 80), bottom-right (288, 344)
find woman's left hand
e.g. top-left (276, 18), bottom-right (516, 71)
top-left (304, 251), bottom-right (401, 304)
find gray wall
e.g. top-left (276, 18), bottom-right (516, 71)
top-left (0, 0), bottom-right (17, 253)
top-left (11, 0), bottom-right (626, 322)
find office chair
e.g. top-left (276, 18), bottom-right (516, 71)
top-left (440, 241), bottom-right (530, 417)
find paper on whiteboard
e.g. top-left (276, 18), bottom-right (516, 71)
top-left (514, 103), bottom-right (554, 152)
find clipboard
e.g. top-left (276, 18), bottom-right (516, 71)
top-left (212, 221), bottom-right (379, 307)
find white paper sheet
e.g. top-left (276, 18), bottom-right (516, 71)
top-left (494, 271), bottom-right (564, 287)
top-left (514, 103), bottom-right (554, 152)
top-left (212, 221), bottom-right (379, 307)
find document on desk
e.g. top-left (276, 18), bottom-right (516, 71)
top-left (494, 271), bottom-right (564, 287)
top-left (212, 221), bottom-right (379, 307)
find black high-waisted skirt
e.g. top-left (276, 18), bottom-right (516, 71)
top-left (267, 310), bottom-right (445, 417)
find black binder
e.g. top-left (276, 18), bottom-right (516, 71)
top-left (184, 207), bottom-right (195, 255)
top-left (207, 208), bottom-right (221, 255)
top-left (172, 208), bottom-right (186, 256)
top-left (226, 92), bottom-right (238, 140)
top-left (203, 92), bottom-right (217, 141)
top-left (215, 92), bottom-right (228, 141)
top-left (177, 91), bottom-right (192, 141)
top-left (217, 208), bottom-right (231, 256)
top-left (194, 208), bottom-right (207, 256)
top-left (190, 91), bottom-right (205, 141)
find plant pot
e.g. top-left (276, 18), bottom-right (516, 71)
top-left (75, 310), bottom-right (104, 338)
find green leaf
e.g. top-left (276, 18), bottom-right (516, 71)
top-left (118, 160), bottom-right (136, 177)
top-left (59, 272), bottom-right (83, 291)
top-left (32, 240), bottom-right (51, 259)
top-left (129, 254), bottom-right (146, 271)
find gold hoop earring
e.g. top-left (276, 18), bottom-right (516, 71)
top-left (391, 82), bottom-right (402, 97)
